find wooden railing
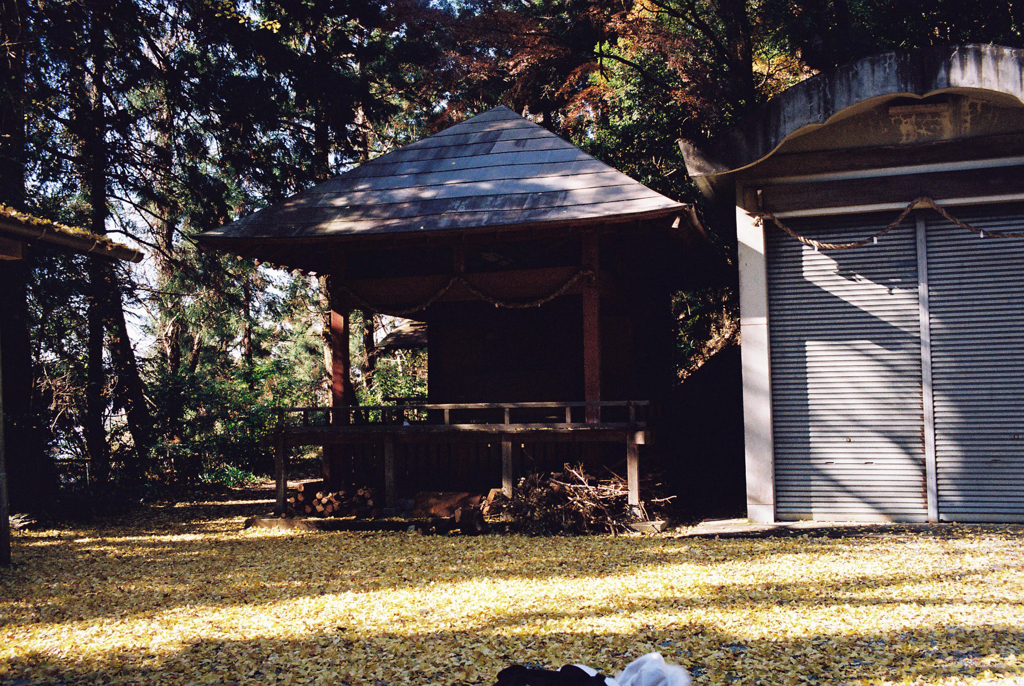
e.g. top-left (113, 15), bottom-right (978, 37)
top-left (270, 401), bottom-right (650, 515)
top-left (273, 400), bottom-right (649, 429)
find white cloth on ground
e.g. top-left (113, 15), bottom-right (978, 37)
top-left (571, 652), bottom-right (691, 686)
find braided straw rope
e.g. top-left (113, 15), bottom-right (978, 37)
top-left (336, 269), bottom-right (596, 315)
top-left (757, 197), bottom-right (1024, 251)
top-left (459, 269), bottom-right (595, 309)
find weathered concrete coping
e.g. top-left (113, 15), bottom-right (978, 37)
top-left (680, 45), bottom-right (1024, 183)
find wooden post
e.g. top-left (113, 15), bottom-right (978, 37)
top-left (0, 322), bottom-right (10, 565)
top-left (582, 233), bottom-right (601, 423)
top-left (383, 436), bottom-right (396, 509)
top-left (626, 431), bottom-right (640, 507)
top-left (330, 307), bottom-right (352, 421)
top-left (326, 296), bottom-right (352, 487)
top-left (274, 433), bottom-right (287, 517)
top-left (501, 435), bottom-right (513, 497)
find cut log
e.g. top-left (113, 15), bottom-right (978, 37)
top-left (410, 492), bottom-right (483, 519)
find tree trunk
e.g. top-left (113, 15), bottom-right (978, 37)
top-left (84, 264), bottom-right (110, 487)
top-left (149, 67), bottom-right (187, 448)
top-left (241, 270), bottom-right (256, 391)
top-left (77, 2), bottom-right (153, 487)
top-left (314, 97), bottom-right (338, 404)
top-left (715, 0), bottom-right (756, 108)
top-left (106, 275), bottom-right (152, 481)
top-left (0, 0), bottom-right (26, 208)
top-left (76, 3), bottom-right (111, 488)
top-left (362, 311), bottom-right (377, 387)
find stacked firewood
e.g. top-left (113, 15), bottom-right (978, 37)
top-left (287, 481), bottom-right (378, 518)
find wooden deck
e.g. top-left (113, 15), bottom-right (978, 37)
top-left (271, 401), bottom-right (649, 516)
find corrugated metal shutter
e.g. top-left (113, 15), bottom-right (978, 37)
top-left (926, 203), bottom-right (1024, 522)
top-left (766, 213), bottom-right (928, 521)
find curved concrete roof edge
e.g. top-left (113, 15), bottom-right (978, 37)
top-left (680, 44), bottom-right (1024, 180)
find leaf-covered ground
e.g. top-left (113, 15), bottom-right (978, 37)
top-left (2, 495), bottom-right (1023, 686)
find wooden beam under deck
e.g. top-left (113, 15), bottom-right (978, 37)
top-left (278, 424), bottom-right (647, 447)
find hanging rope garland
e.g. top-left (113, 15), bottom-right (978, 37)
top-left (335, 269), bottom-right (596, 316)
top-left (757, 196), bottom-right (1024, 251)
top-left (336, 275), bottom-right (460, 317)
top-left (459, 269), bottom-right (596, 310)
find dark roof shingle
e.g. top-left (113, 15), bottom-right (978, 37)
top-left (198, 107), bottom-right (684, 263)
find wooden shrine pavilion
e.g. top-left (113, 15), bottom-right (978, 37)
top-left (197, 106), bottom-right (703, 514)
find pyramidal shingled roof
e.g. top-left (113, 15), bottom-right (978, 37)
top-left (198, 106), bottom-right (684, 266)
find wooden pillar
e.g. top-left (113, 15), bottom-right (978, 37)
top-left (326, 291), bottom-right (353, 488)
top-left (330, 307), bottom-right (352, 422)
top-left (383, 436), bottom-right (396, 509)
top-left (582, 233), bottom-right (601, 423)
top-left (501, 435), bottom-right (513, 497)
top-left (0, 321), bottom-right (10, 565)
top-left (626, 431), bottom-right (640, 507)
top-left (274, 433), bottom-right (287, 517)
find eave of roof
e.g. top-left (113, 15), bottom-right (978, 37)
top-left (378, 319), bottom-right (427, 351)
top-left (197, 106), bottom-right (689, 269)
top-left (680, 45), bottom-right (1024, 189)
top-left (0, 205), bottom-right (144, 263)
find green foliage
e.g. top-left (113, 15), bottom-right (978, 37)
top-left (200, 463), bottom-right (262, 488)
top-left (15, 0), bottom-right (452, 496)
top-left (362, 350), bottom-right (429, 404)
top-left (673, 287), bottom-right (739, 379)
top-left (774, 0), bottom-right (1024, 73)
top-left (349, 311), bottom-right (428, 407)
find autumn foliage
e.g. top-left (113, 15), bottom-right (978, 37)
top-left (2, 496), bottom-right (1023, 685)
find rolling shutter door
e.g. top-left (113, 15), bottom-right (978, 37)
top-left (926, 203), bottom-right (1024, 522)
top-left (766, 214), bottom-right (928, 521)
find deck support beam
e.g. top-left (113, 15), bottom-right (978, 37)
top-left (626, 431), bottom-right (640, 507)
top-left (274, 433), bottom-right (287, 517)
top-left (501, 435), bottom-right (513, 497)
top-left (383, 436), bottom-right (396, 509)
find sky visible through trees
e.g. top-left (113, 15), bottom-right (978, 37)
top-left (0, 0), bottom-right (1021, 510)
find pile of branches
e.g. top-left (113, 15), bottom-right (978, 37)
top-left (485, 465), bottom-right (676, 534)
